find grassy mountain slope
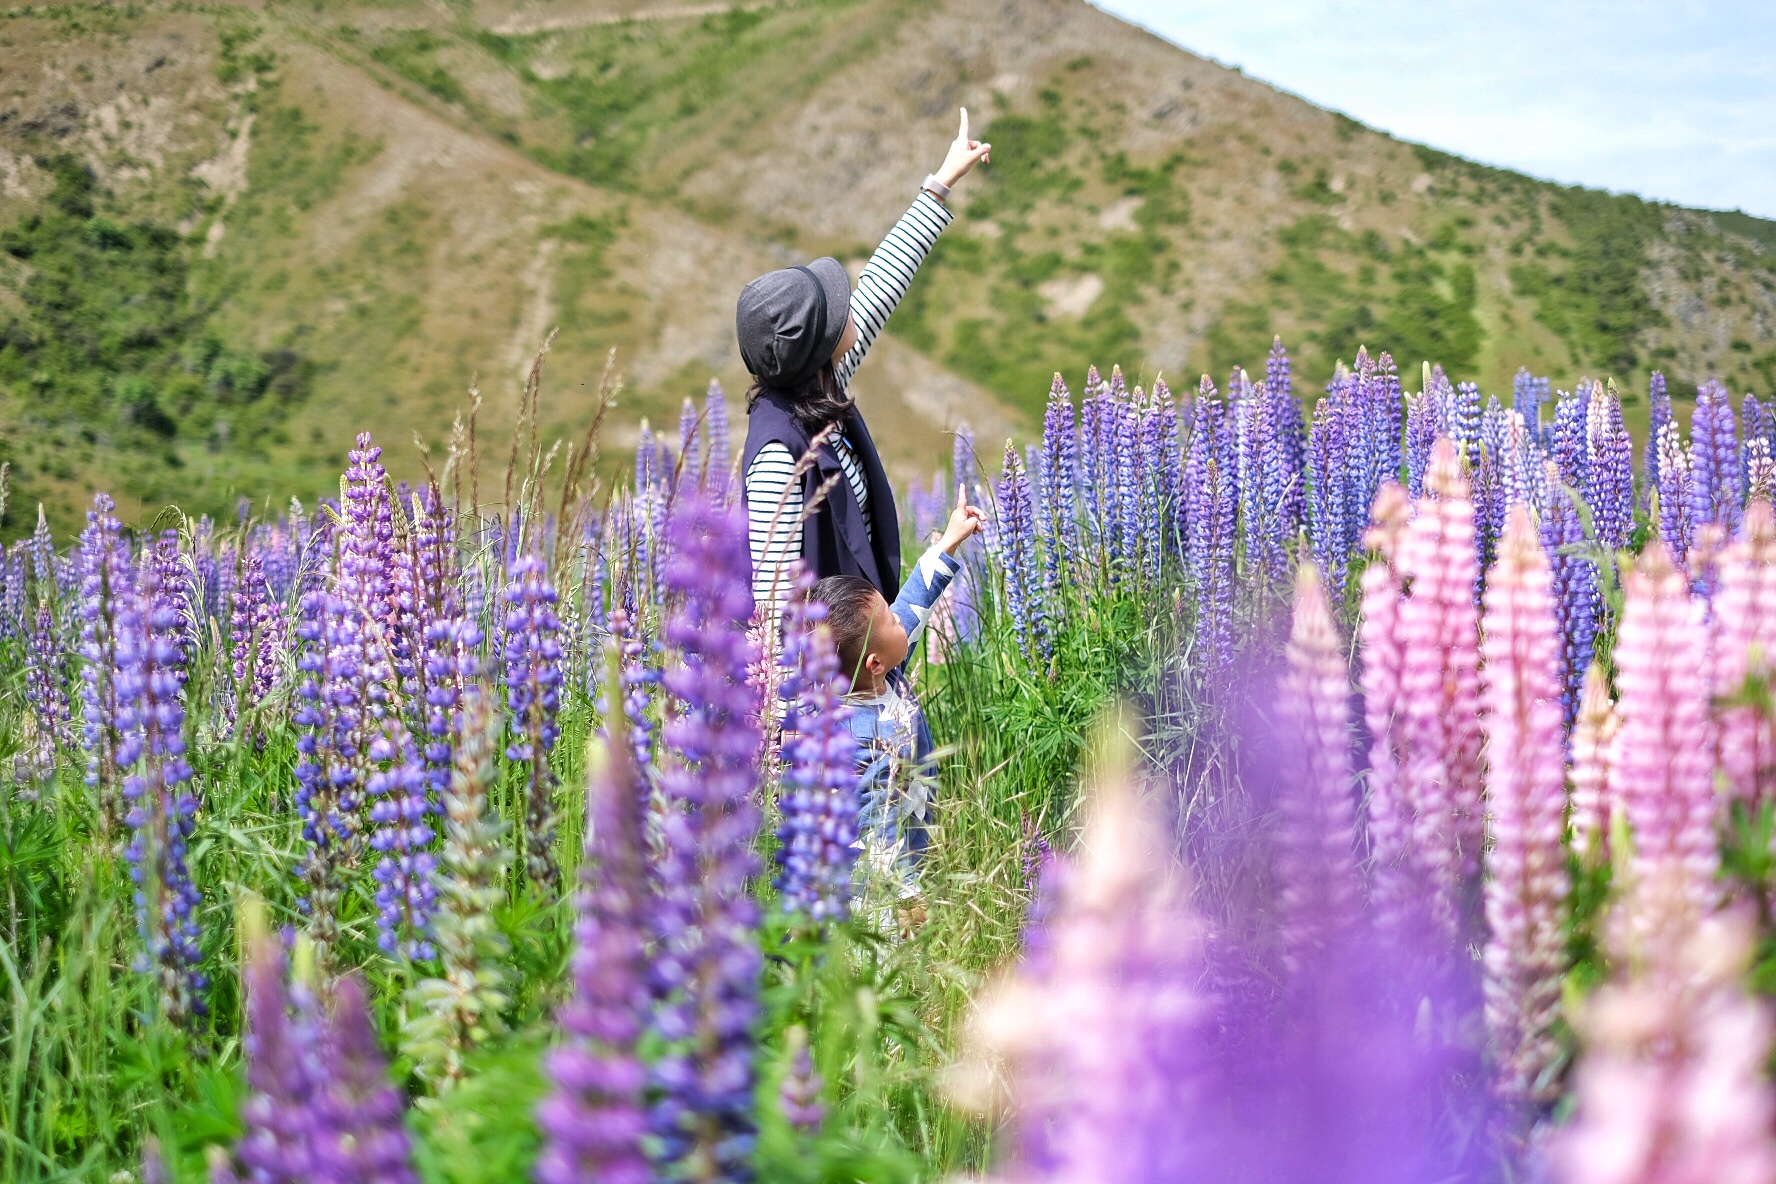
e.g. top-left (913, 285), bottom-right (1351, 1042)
top-left (1, 0), bottom-right (1773, 535)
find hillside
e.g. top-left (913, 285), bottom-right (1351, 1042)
top-left (2, 0), bottom-right (1774, 535)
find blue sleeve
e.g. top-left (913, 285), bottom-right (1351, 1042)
top-left (889, 546), bottom-right (960, 656)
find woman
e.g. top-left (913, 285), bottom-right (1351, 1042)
top-left (738, 108), bottom-right (990, 618)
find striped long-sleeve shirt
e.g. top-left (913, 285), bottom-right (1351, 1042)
top-left (747, 191), bottom-right (953, 615)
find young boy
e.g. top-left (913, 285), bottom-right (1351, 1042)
top-left (808, 486), bottom-right (982, 897)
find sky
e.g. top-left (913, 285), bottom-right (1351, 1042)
top-left (1092, 1), bottom-right (1776, 220)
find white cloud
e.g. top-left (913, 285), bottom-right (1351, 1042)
top-left (1094, 0), bottom-right (1776, 217)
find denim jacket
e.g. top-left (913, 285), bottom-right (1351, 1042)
top-left (844, 545), bottom-right (960, 882)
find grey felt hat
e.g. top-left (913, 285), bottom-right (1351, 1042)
top-left (735, 256), bottom-right (852, 388)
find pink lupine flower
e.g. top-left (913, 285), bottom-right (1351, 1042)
top-left (1557, 903), bottom-right (1776, 1184)
top-left (1359, 483), bottom-right (1413, 922)
top-left (1277, 561), bottom-right (1359, 963)
top-left (1480, 506), bottom-right (1570, 1117)
top-left (1609, 542), bottom-right (1717, 915)
top-left (1393, 438), bottom-right (1485, 945)
top-left (1712, 499), bottom-right (1776, 813)
top-left (1569, 664), bottom-right (1620, 865)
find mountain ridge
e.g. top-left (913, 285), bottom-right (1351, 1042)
top-left (0, 0), bottom-right (1772, 535)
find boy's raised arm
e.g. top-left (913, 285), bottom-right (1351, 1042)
top-left (890, 484), bottom-right (982, 648)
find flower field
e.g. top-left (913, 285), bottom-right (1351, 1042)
top-left (4, 338), bottom-right (1776, 1182)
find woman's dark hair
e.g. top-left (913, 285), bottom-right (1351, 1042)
top-left (747, 361), bottom-right (855, 432)
top-left (805, 574), bottom-right (881, 686)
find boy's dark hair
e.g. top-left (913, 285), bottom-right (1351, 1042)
top-left (805, 575), bottom-right (881, 686)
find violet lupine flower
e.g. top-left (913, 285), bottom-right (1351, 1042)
top-left (1391, 440), bottom-right (1485, 949)
top-left (1276, 561), bottom-right (1359, 964)
top-left (535, 732), bottom-right (652, 1184)
top-left (1450, 381), bottom-right (1482, 459)
top-left (953, 423), bottom-right (978, 503)
top-left (409, 486), bottom-right (474, 809)
top-left (1692, 378), bottom-right (1742, 534)
top-left (1404, 391), bottom-right (1436, 498)
top-left (960, 750), bottom-right (1207, 1184)
top-left (0, 543), bottom-right (26, 643)
top-left (649, 493), bottom-right (764, 1182)
top-left (366, 724), bottom-right (437, 960)
top-left (1480, 506), bottom-right (1570, 1121)
top-left (1551, 387), bottom-right (1590, 489)
top-left (1157, 377), bottom-right (1186, 557)
top-left (777, 1036), bottom-right (825, 1135)
top-left (79, 493), bottom-right (129, 837)
top-left (1542, 466), bottom-right (1601, 728)
top-left (228, 552), bottom-right (286, 723)
top-left (1644, 370), bottom-right (1672, 510)
top-left (1610, 541), bottom-right (1718, 911)
top-left (505, 551), bottom-right (566, 897)
top-left (292, 580), bottom-right (364, 967)
top-left (1567, 664), bottom-right (1618, 865)
top-left (1309, 397), bottom-right (1349, 592)
top-left (315, 974), bottom-right (421, 1184)
top-left (117, 553), bottom-right (206, 1028)
top-left (998, 444), bottom-right (1048, 661)
top-left (1039, 374), bottom-right (1078, 591)
top-left (1267, 337), bottom-right (1306, 484)
top-left (340, 432), bottom-right (397, 705)
top-left (1656, 422), bottom-right (1697, 563)
top-left (1511, 367), bottom-right (1548, 432)
top-left (1556, 908), bottom-right (1776, 1184)
top-left (25, 600), bottom-right (68, 752)
top-left (678, 395), bottom-right (701, 492)
top-left (1079, 365), bottom-right (1111, 555)
top-left (229, 927), bottom-right (328, 1183)
top-left (773, 568), bottom-right (860, 922)
top-left (1585, 380), bottom-right (1635, 551)
top-left (608, 605), bottom-right (659, 788)
top-left (706, 379), bottom-right (731, 497)
top-left (1186, 376), bottom-right (1237, 669)
top-left (1710, 500), bottom-right (1776, 813)
top-left (1239, 378), bottom-right (1286, 584)
top-left (1751, 439), bottom-right (1776, 506)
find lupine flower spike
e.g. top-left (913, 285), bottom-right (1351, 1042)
top-left (773, 566), bottom-right (861, 923)
top-left (535, 713), bottom-right (651, 1184)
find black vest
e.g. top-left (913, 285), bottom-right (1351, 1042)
top-left (742, 390), bottom-right (902, 601)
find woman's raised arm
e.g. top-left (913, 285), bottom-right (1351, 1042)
top-left (834, 109), bottom-right (990, 390)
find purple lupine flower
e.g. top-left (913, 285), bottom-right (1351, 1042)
top-left (536, 731), bottom-right (652, 1184)
top-left (118, 551), bottom-right (206, 1027)
top-left (1079, 365), bottom-right (1110, 556)
top-left (1644, 370), bottom-right (1672, 509)
top-left (1186, 376), bottom-right (1237, 669)
top-left (607, 605), bottom-right (659, 789)
top-left (409, 486), bottom-right (474, 809)
top-left (1404, 391), bottom-right (1435, 498)
top-left (1657, 422), bottom-right (1697, 563)
top-left (1542, 465), bottom-right (1601, 729)
top-left (26, 600), bottom-right (68, 752)
top-left (1267, 338), bottom-right (1306, 487)
top-left (999, 444), bottom-right (1049, 661)
top-left (1481, 507), bottom-right (1570, 1122)
top-left (0, 543), bottom-right (27, 643)
top-left (1585, 380), bottom-right (1635, 551)
top-left (78, 493), bottom-right (130, 837)
top-left (367, 723), bottom-right (437, 960)
top-left (649, 493), bottom-right (763, 1181)
top-left (1692, 378), bottom-right (1742, 533)
top-left (1238, 377), bottom-right (1281, 584)
top-left (1156, 377), bottom-right (1187, 555)
top-left (314, 974), bottom-right (420, 1184)
top-left (1308, 397), bottom-right (1343, 588)
top-left (340, 432), bottom-right (397, 705)
top-left (1037, 374), bottom-right (1079, 589)
top-left (678, 396), bottom-right (701, 492)
top-left (1745, 395), bottom-right (1775, 498)
top-left (1511, 367), bottom-right (1548, 433)
top-left (953, 423), bottom-right (978, 503)
top-left (1114, 389), bottom-right (1144, 578)
top-left (1450, 381), bottom-right (1482, 459)
top-left (773, 567), bottom-right (860, 921)
top-left (705, 379), bottom-right (732, 497)
top-left (505, 551), bottom-right (565, 897)
top-left (1551, 386), bottom-right (1590, 489)
top-left (292, 578), bottom-right (364, 967)
top-left (228, 551), bottom-right (287, 723)
top-left (777, 1032), bottom-right (825, 1135)
top-left (229, 927), bottom-right (328, 1183)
